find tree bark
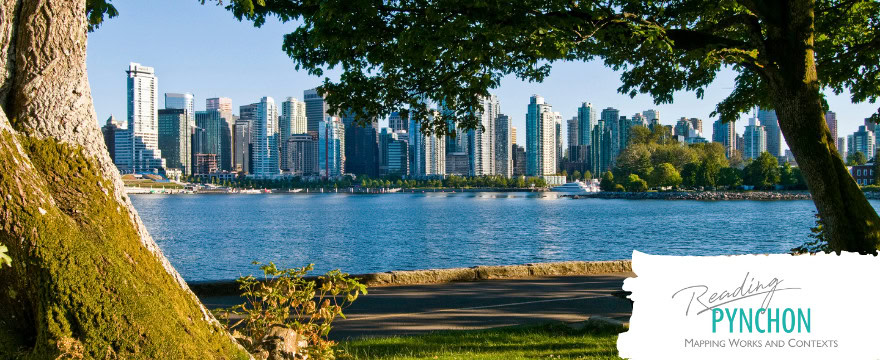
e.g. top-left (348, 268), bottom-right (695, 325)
top-left (766, 0), bottom-right (880, 253)
top-left (0, 0), bottom-right (249, 358)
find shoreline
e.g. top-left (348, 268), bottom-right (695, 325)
top-left (567, 191), bottom-right (813, 200)
top-left (188, 260), bottom-right (633, 297)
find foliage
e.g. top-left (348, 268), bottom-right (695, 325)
top-left (780, 162), bottom-right (808, 189)
top-left (600, 171), bottom-right (616, 192)
top-left (0, 243), bottom-right (9, 267)
top-left (583, 171), bottom-right (592, 181)
top-left (85, 0), bottom-right (118, 32)
top-left (338, 322), bottom-right (625, 360)
top-left (717, 167), bottom-right (744, 187)
top-left (680, 163), bottom-right (699, 188)
top-left (847, 151), bottom-right (868, 166)
top-left (791, 214), bottom-right (833, 255)
top-left (217, 262), bottom-right (367, 359)
top-left (625, 174), bottom-right (648, 193)
top-left (743, 152), bottom-right (781, 189)
top-left (613, 184), bottom-right (626, 192)
top-left (649, 163), bottom-right (682, 188)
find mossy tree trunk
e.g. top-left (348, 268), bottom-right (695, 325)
top-left (764, 0), bottom-right (880, 253)
top-left (0, 0), bottom-right (249, 358)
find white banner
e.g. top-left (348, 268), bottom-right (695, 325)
top-left (618, 251), bottom-right (880, 359)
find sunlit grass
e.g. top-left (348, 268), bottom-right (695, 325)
top-left (338, 321), bottom-right (625, 360)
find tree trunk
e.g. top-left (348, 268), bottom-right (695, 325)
top-left (767, 0), bottom-right (880, 253)
top-left (0, 1), bottom-right (248, 358)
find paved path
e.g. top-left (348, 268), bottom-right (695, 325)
top-left (199, 273), bottom-right (633, 340)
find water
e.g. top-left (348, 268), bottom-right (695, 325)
top-left (130, 192), bottom-right (867, 282)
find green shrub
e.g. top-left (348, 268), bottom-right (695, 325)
top-left (217, 262), bottom-right (367, 359)
top-left (791, 214), bottom-right (832, 254)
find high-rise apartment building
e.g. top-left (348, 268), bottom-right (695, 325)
top-left (757, 108), bottom-right (782, 157)
top-left (601, 107), bottom-right (623, 165)
top-left (495, 114), bottom-right (512, 177)
top-left (194, 110), bottom-right (231, 172)
top-left (526, 95), bottom-right (556, 176)
top-left (554, 112), bottom-right (563, 170)
top-left (642, 109), bottom-right (660, 127)
top-left (689, 118), bottom-right (703, 134)
top-left (239, 103), bottom-right (258, 122)
top-left (591, 119), bottom-right (612, 176)
top-left (409, 115), bottom-right (446, 176)
top-left (165, 92), bottom-right (194, 127)
top-left (252, 97), bottom-right (280, 177)
top-left (318, 117), bottom-right (345, 177)
top-left (850, 125), bottom-right (875, 160)
top-left (838, 137), bottom-right (847, 160)
top-left (286, 134), bottom-right (318, 176)
top-left (233, 119), bottom-right (251, 173)
top-left (567, 116), bottom-right (579, 151)
top-left (379, 129), bottom-right (409, 176)
top-left (743, 117), bottom-right (767, 160)
top-left (577, 102), bottom-right (598, 147)
top-left (388, 111), bottom-right (407, 132)
top-left (511, 126), bottom-right (517, 147)
top-left (468, 95), bottom-right (499, 176)
top-left (207, 97), bottom-right (232, 113)
top-left (279, 97), bottom-right (307, 170)
top-left (117, 62), bottom-right (165, 174)
top-left (512, 144), bottom-right (526, 176)
top-left (158, 109), bottom-right (191, 175)
top-left (823, 111), bottom-right (838, 144)
top-left (342, 112), bottom-right (379, 177)
top-left (304, 88), bottom-right (330, 133)
top-left (712, 119), bottom-right (737, 158)
top-left (101, 115), bottom-right (125, 163)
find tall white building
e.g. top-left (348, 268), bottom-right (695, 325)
top-left (758, 108), bottom-right (782, 157)
top-left (252, 96), bottom-right (280, 177)
top-left (642, 109), bottom-right (660, 126)
top-left (279, 97), bottom-right (307, 170)
top-left (165, 92), bottom-right (194, 127)
top-left (409, 114), bottom-right (446, 176)
top-left (494, 114), bottom-right (512, 177)
top-left (468, 95), bottom-right (499, 176)
top-left (117, 62), bottom-right (165, 174)
top-left (526, 95), bottom-right (556, 176)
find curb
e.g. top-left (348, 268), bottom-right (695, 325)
top-left (190, 260), bottom-right (632, 297)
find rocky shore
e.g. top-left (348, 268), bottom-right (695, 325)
top-left (568, 191), bottom-right (813, 200)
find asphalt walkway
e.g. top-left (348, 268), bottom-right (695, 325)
top-left (199, 273), bottom-right (634, 340)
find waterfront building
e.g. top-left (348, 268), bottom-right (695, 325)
top-left (194, 109), bottom-right (232, 172)
top-left (851, 161), bottom-right (876, 186)
top-left (117, 62), bottom-right (165, 174)
top-left (511, 126), bottom-right (517, 147)
top-left (526, 95), bottom-right (557, 176)
top-left (305, 88), bottom-right (330, 133)
top-left (379, 128), bottom-right (409, 176)
top-left (850, 125), bottom-right (875, 160)
top-left (445, 152), bottom-right (469, 176)
top-left (642, 109), bottom-right (660, 126)
top-left (101, 115), bottom-right (125, 163)
top-left (712, 119), bottom-right (737, 158)
top-left (388, 111), bottom-right (407, 132)
top-left (342, 112), bottom-right (379, 177)
top-left (252, 96), bottom-right (280, 177)
top-left (158, 109), bottom-right (191, 175)
top-left (409, 115), bottom-right (446, 176)
top-left (591, 119), bottom-right (612, 175)
top-left (838, 137), bottom-right (847, 160)
top-left (239, 103), bottom-right (258, 122)
top-left (195, 153), bottom-right (218, 175)
top-left (233, 119), bottom-right (250, 173)
top-left (555, 112), bottom-right (564, 170)
top-left (825, 111), bottom-right (837, 141)
top-left (689, 118), bottom-right (703, 134)
top-left (743, 117), bottom-right (767, 160)
top-left (674, 118), bottom-right (694, 138)
top-left (286, 133), bottom-right (318, 176)
top-left (631, 113), bottom-right (648, 127)
top-left (279, 97), bottom-right (307, 170)
top-left (512, 144), bottom-right (526, 176)
top-left (206, 97), bottom-right (232, 113)
top-left (495, 114), bottom-right (512, 177)
top-left (318, 116), bottom-right (345, 177)
top-left (165, 92), bottom-right (194, 127)
top-left (468, 95), bottom-right (499, 176)
top-left (757, 108), bottom-right (782, 157)
top-left (567, 116), bottom-right (579, 152)
top-left (577, 102), bottom-right (598, 146)
top-left (601, 107), bottom-right (623, 165)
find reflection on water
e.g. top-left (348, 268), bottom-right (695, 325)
top-left (130, 192), bottom-right (865, 282)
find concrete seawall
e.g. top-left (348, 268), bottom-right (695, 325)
top-left (189, 260), bottom-right (633, 297)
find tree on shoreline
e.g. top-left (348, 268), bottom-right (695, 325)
top-left (0, 1), bottom-right (247, 357)
top-left (223, 0), bottom-right (880, 253)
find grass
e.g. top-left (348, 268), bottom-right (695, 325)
top-left (337, 322), bottom-right (625, 360)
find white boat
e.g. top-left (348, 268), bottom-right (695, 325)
top-left (551, 180), bottom-right (600, 194)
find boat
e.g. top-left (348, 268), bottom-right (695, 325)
top-left (551, 180), bottom-right (600, 194)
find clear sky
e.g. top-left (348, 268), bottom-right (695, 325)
top-left (87, 0), bottom-right (879, 149)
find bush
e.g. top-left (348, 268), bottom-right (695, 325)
top-left (600, 171), bottom-right (616, 191)
top-left (217, 262), bottom-right (367, 359)
top-left (614, 184), bottom-right (626, 192)
top-left (791, 214), bottom-right (832, 254)
top-left (626, 174), bottom-right (648, 192)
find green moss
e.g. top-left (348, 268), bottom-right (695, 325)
top-left (0, 132), bottom-right (248, 359)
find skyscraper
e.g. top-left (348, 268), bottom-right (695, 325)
top-left (118, 62), bottom-right (165, 174)
top-left (101, 115), bottom-right (125, 163)
top-left (409, 115), bottom-right (446, 176)
top-left (379, 128), bottom-right (409, 176)
top-left (239, 103), bottom-right (258, 122)
top-left (165, 92), bottom-right (194, 127)
top-left (342, 112), bottom-right (379, 177)
top-left (468, 95), bottom-right (499, 176)
top-left (286, 134), bottom-right (318, 176)
top-left (850, 125), bottom-right (875, 160)
top-left (279, 97), bottom-right (307, 170)
top-left (511, 126), bottom-right (517, 146)
top-left (554, 112), bottom-right (563, 170)
top-left (757, 108), bottom-right (782, 157)
top-left (512, 144), bottom-right (526, 177)
top-left (712, 119), bottom-right (737, 158)
top-left (601, 107), bottom-right (622, 164)
top-left (388, 111), bottom-right (407, 132)
top-left (495, 114), bottom-right (512, 177)
top-left (591, 119), bottom-right (612, 176)
top-left (642, 109), bottom-right (660, 126)
top-left (567, 116), bottom-right (579, 151)
top-left (252, 96), bottom-right (280, 177)
top-left (577, 102), bottom-right (598, 146)
top-left (675, 118), bottom-right (694, 137)
top-left (824, 111), bottom-right (838, 143)
top-left (233, 119), bottom-right (250, 173)
top-left (194, 110), bottom-right (229, 172)
top-left (158, 109), bottom-right (191, 175)
top-left (207, 97), bottom-right (232, 113)
top-left (526, 95), bottom-right (556, 176)
top-left (304, 88), bottom-right (330, 133)
top-left (689, 118), bottom-right (703, 134)
top-left (838, 137), bottom-right (847, 160)
top-left (743, 117), bottom-right (767, 160)
top-left (318, 116), bottom-right (345, 177)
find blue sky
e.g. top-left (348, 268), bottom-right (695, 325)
top-left (87, 0), bottom-right (879, 148)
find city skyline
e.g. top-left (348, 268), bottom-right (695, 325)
top-left (86, 0), bottom-right (880, 152)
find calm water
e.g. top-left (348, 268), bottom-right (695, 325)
top-left (130, 192), bottom-right (876, 282)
